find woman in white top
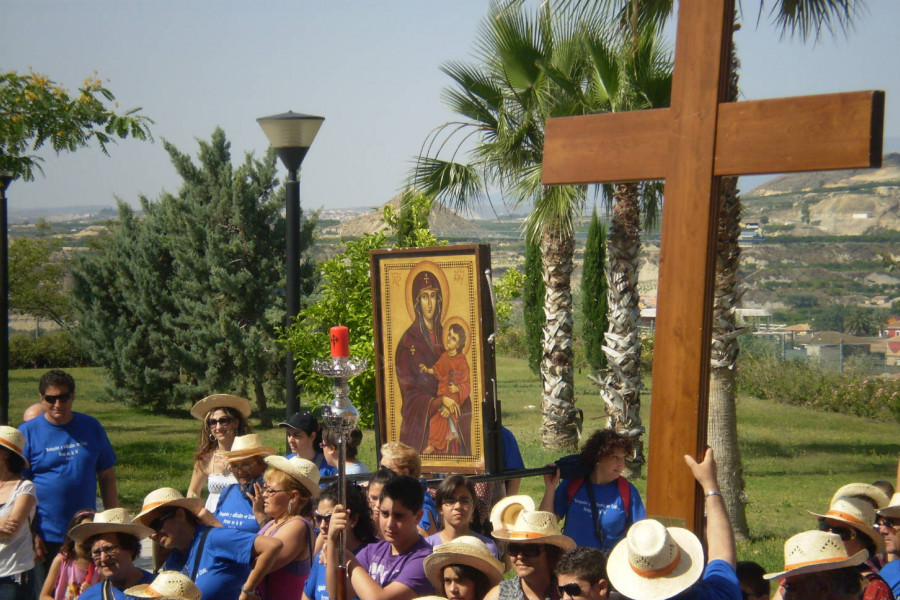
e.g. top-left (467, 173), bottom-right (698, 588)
top-left (186, 394), bottom-right (252, 512)
top-left (0, 426), bottom-right (38, 600)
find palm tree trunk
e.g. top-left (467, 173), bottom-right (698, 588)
top-left (707, 35), bottom-right (750, 541)
top-left (539, 226), bottom-right (578, 450)
top-left (599, 182), bottom-right (645, 477)
top-left (254, 377), bottom-right (272, 428)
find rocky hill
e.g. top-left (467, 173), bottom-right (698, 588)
top-left (334, 194), bottom-right (485, 238)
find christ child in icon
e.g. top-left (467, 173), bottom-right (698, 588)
top-left (418, 322), bottom-right (471, 454)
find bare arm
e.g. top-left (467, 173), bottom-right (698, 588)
top-left (538, 467), bottom-right (560, 513)
top-left (239, 535), bottom-right (283, 600)
top-left (39, 554), bottom-right (64, 600)
top-left (0, 488), bottom-right (36, 538)
top-left (98, 467), bottom-right (118, 509)
top-left (346, 555), bottom-right (419, 600)
top-left (484, 583), bottom-right (501, 600)
top-left (684, 448), bottom-right (736, 567)
top-left (187, 457), bottom-right (210, 499)
top-left (267, 517), bottom-right (311, 572)
top-left (506, 478), bottom-right (522, 496)
top-left (326, 505), bottom-right (358, 600)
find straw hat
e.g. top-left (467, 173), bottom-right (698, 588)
top-left (490, 504), bottom-right (575, 551)
top-left (877, 493), bottom-right (900, 518)
top-left (606, 519), bottom-right (705, 600)
top-left (221, 434), bottom-right (276, 461)
top-left (831, 483), bottom-right (891, 510)
top-left (69, 508), bottom-right (154, 544)
top-left (133, 487), bottom-right (221, 528)
top-left (424, 536), bottom-right (505, 591)
top-left (809, 496), bottom-right (885, 555)
top-left (0, 426), bottom-right (28, 468)
top-left (489, 494), bottom-right (535, 534)
top-left (764, 530), bottom-right (868, 580)
top-left (126, 571), bottom-right (202, 600)
top-left (264, 455), bottom-right (321, 498)
top-left (190, 394), bottom-right (251, 421)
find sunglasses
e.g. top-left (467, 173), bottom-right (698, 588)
top-left (315, 512), bottom-right (332, 523)
top-left (150, 511), bottom-right (174, 532)
top-left (42, 392), bottom-right (73, 404)
top-left (507, 543), bottom-right (544, 558)
top-left (877, 517), bottom-right (900, 530)
top-left (557, 583), bottom-right (584, 598)
top-left (207, 416), bottom-right (234, 428)
top-left (818, 521), bottom-right (857, 541)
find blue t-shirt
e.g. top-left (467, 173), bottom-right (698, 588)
top-left (19, 413), bottom-right (117, 543)
top-left (878, 559), bottom-right (900, 598)
top-left (681, 559), bottom-right (741, 600)
top-left (501, 426), bottom-right (524, 470)
top-left (304, 543), bottom-right (370, 600)
top-left (214, 483), bottom-right (259, 532)
top-left (357, 538), bottom-right (434, 596)
top-left (419, 486), bottom-right (438, 532)
top-left (80, 569), bottom-right (154, 600)
top-left (166, 525), bottom-right (255, 600)
top-left (553, 477), bottom-right (645, 553)
top-left (425, 531), bottom-right (500, 559)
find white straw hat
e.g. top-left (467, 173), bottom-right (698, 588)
top-left (69, 508), bottom-right (154, 544)
top-left (489, 494), bottom-right (534, 533)
top-left (190, 394), bottom-right (251, 420)
top-left (221, 434), bottom-right (276, 461)
top-left (878, 493), bottom-right (900, 519)
top-left (126, 570), bottom-right (202, 600)
top-left (764, 530), bottom-right (868, 580)
top-left (424, 536), bottom-right (505, 591)
top-left (832, 483), bottom-right (891, 510)
top-left (133, 487), bottom-right (221, 528)
top-left (490, 506), bottom-right (575, 551)
top-left (809, 495), bottom-right (884, 555)
top-left (0, 426), bottom-right (28, 468)
top-left (264, 455), bottom-right (321, 498)
top-left (606, 519), bottom-right (705, 600)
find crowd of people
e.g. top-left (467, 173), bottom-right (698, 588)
top-left (1, 369), bottom-right (899, 600)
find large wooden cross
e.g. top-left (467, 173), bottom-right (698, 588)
top-left (542, 0), bottom-right (883, 531)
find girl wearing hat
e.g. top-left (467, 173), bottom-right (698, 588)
top-left (255, 456), bottom-right (321, 600)
top-left (424, 536), bottom-right (504, 600)
top-left (0, 426), bottom-right (37, 600)
top-left (216, 434), bottom-right (276, 532)
top-left (187, 394), bottom-right (253, 513)
top-left (425, 475), bottom-right (499, 559)
top-left (487, 497), bottom-right (576, 600)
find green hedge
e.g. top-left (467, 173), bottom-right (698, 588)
top-left (9, 331), bottom-right (93, 369)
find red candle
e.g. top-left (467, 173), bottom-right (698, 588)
top-left (330, 326), bottom-right (349, 358)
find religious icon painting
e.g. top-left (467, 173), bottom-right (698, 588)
top-left (370, 245), bottom-right (501, 475)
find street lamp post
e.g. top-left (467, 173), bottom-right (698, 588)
top-left (0, 174), bottom-right (12, 426)
top-left (257, 112), bottom-right (324, 421)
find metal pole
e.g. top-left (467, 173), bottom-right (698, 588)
top-left (0, 175), bottom-right (11, 426)
top-left (285, 167), bottom-right (300, 420)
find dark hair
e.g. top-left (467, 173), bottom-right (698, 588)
top-left (87, 531), bottom-right (141, 560)
top-left (193, 406), bottom-right (252, 463)
top-left (369, 467), bottom-right (397, 487)
top-left (39, 369), bottom-right (75, 395)
top-left (736, 561), bottom-right (768, 597)
top-left (382, 475), bottom-right (425, 513)
top-left (817, 566), bottom-right (862, 596)
top-left (434, 474), bottom-right (475, 508)
top-left (556, 547), bottom-right (607, 585)
top-left (443, 564), bottom-right (491, 600)
top-left (319, 482), bottom-right (377, 545)
top-left (873, 480), bottom-right (895, 498)
top-left (322, 428), bottom-right (364, 461)
top-left (3, 451), bottom-right (25, 475)
top-left (580, 429), bottom-right (633, 465)
top-left (60, 509), bottom-right (96, 559)
top-left (447, 323), bottom-right (467, 353)
top-left (545, 545), bottom-right (564, 572)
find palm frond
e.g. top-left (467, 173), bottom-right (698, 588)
top-left (756, 0), bottom-right (866, 42)
top-left (409, 157), bottom-right (488, 213)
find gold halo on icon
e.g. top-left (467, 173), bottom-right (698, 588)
top-left (404, 261), bottom-right (450, 322)
top-left (443, 317), bottom-right (471, 356)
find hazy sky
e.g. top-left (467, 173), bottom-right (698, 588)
top-left (4, 1), bottom-right (899, 213)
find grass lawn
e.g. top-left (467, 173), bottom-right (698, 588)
top-left (9, 358), bottom-right (899, 573)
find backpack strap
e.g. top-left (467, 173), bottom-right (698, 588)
top-left (617, 476), bottom-right (632, 526)
top-left (190, 527), bottom-right (212, 581)
top-left (564, 477), bottom-right (584, 512)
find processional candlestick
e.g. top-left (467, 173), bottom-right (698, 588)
top-left (314, 326), bottom-right (366, 600)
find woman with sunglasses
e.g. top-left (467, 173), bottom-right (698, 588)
top-left (426, 475), bottom-right (499, 559)
top-left (486, 497), bottom-right (575, 600)
top-left (255, 456), bottom-right (321, 600)
top-left (303, 482), bottom-right (376, 600)
top-left (186, 395), bottom-right (252, 513)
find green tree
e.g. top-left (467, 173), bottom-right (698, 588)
top-left (494, 267), bottom-right (526, 328)
top-left (8, 237), bottom-right (71, 327)
top-left (523, 238), bottom-right (545, 374)
top-left (382, 189), bottom-right (443, 248)
top-left (581, 209), bottom-right (608, 372)
top-left (814, 304), bottom-right (848, 333)
top-left (844, 307), bottom-right (876, 337)
top-left (0, 70), bottom-right (152, 180)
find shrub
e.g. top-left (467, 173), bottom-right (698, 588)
top-left (9, 330), bottom-right (93, 369)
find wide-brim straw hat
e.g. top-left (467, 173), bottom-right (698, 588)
top-left (424, 536), bottom-right (505, 590)
top-left (489, 494), bottom-right (535, 534)
top-left (190, 394), bottom-right (251, 420)
top-left (264, 455), bottom-right (321, 498)
top-left (221, 434), bottom-right (276, 461)
top-left (764, 530), bottom-right (868, 580)
top-left (809, 495), bottom-right (885, 554)
top-left (491, 506), bottom-right (575, 551)
top-left (607, 519), bottom-right (705, 600)
top-left (126, 570), bottom-right (202, 600)
top-left (832, 483), bottom-right (891, 510)
top-left (0, 426), bottom-right (29, 468)
top-left (878, 493), bottom-right (900, 518)
top-left (133, 487), bottom-right (221, 528)
top-left (70, 508), bottom-right (154, 544)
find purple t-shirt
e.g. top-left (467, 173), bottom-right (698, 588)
top-left (356, 538), bottom-right (434, 596)
top-left (425, 531), bottom-right (500, 559)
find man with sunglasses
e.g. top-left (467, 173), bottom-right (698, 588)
top-left (875, 495), bottom-right (900, 597)
top-left (19, 369), bottom-right (118, 592)
top-left (555, 547), bottom-right (610, 600)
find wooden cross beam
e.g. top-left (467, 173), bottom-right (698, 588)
top-left (542, 0), bottom-right (883, 531)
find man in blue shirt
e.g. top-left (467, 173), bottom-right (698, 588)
top-left (19, 370), bottom-right (118, 590)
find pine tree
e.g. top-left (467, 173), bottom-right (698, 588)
top-left (582, 209), bottom-right (609, 372)
top-left (523, 237), bottom-right (545, 374)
